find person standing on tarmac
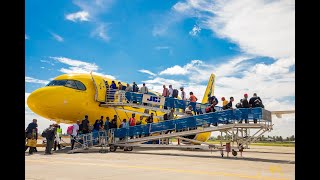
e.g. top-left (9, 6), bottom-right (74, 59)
top-left (82, 115), bottom-right (90, 134)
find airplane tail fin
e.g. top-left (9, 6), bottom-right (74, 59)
top-left (201, 73), bottom-right (216, 104)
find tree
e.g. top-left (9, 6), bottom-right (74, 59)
top-left (279, 136), bottom-right (283, 142)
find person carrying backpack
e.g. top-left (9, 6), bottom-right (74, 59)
top-left (172, 89), bottom-right (179, 98)
top-left (70, 120), bottom-right (80, 150)
top-left (43, 124), bottom-right (57, 155)
top-left (249, 93), bottom-right (264, 123)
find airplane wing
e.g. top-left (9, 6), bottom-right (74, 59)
top-left (271, 110), bottom-right (295, 118)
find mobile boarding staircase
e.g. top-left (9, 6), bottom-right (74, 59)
top-left (69, 90), bottom-right (273, 157)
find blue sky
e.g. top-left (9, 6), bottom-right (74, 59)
top-left (25, 0), bottom-right (295, 137)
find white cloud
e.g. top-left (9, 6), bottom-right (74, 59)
top-left (25, 76), bottom-right (49, 85)
top-left (65, 11), bottom-right (90, 22)
top-left (50, 56), bottom-right (115, 79)
top-left (70, 0), bottom-right (114, 40)
top-left (50, 32), bottom-right (64, 42)
top-left (173, 0), bottom-right (295, 60)
top-left (138, 69), bottom-right (156, 76)
top-left (189, 25), bottom-right (201, 36)
top-left (25, 34), bottom-right (29, 40)
top-left (91, 24), bottom-right (110, 42)
top-left (159, 60), bottom-right (204, 76)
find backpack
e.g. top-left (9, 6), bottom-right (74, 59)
top-left (205, 107), bottom-right (211, 113)
top-left (67, 125), bottom-right (73, 135)
top-left (172, 89), bottom-right (178, 98)
top-left (41, 128), bottom-right (50, 138)
top-left (254, 98), bottom-right (264, 108)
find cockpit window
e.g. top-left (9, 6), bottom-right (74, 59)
top-left (46, 80), bottom-right (86, 91)
top-left (75, 81), bottom-right (86, 90)
top-left (65, 80), bottom-right (77, 89)
top-left (46, 80), bottom-right (67, 86)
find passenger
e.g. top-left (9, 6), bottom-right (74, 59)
top-left (225, 97), bottom-right (234, 110)
top-left (221, 97), bottom-right (229, 110)
top-left (125, 84), bottom-right (132, 92)
top-left (98, 116), bottom-right (104, 128)
top-left (188, 92), bottom-right (197, 114)
top-left (70, 120), bottom-right (80, 150)
top-left (132, 82), bottom-right (139, 92)
top-left (129, 113), bottom-right (136, 127)
top-left (168, 85), bottom-right (174, 97)
top-left (25, 119), bottom-right (38, 154)
top-left (93, 120), bottom-right (100, 132)
top-left (189, 92), bottom-right (198, 102)
top-left (110, 81), bottom-right (117, 89)
top-left (242, 94), bottom-right (250, 108)
top-left (120, 119), bottom-right (128, 128)
top-left (249, 93), bottom-right (264, 123)
top-left (206, 96), bottom-right (218, 113)
top-left (180, 87), bottom-right (186, 100)
top-left (44, 124), bottom-right (57, 155)
top-left (136, 116), bottom-right (142, 125)
top-left (235, 99), bottom-right (243, 108)
top-left (110, 115), bottom-right (118, 129)
top-left (140, 83), bottom-right (149, 105)
top-left (146, 113), bottom-right (154, 124)
top-left (118, 82), bottom-right (123, 90)
top-left (105, 80), bottom-right (109, 89)
top-left (167, 108), bottom-right (175, 120)
top-left (249, 93), bottom-right (264, 108)
top-left (140, 83), bottom-right (148, 94)
top-left (81, 115), bottom-right (90, 134)
top-left (185, 105), bottom-right (193, 116)
top-left (78, 122), bottom-right (83, 134)
top-left (162, 85), bottom-right (169, 97)
top-left (53, 125), bottom-right (62, 151)
top-left (104, 117), bottom-right (110, 130)
top-left (240, 94), bottom-right (250, 123)
top-left (162, 85), bottom-right (169, 109)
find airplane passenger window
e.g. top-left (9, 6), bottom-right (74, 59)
top-left (65, 80), bottom-right (78, 89)
top-left (75, 80), bottom-right (86, 91)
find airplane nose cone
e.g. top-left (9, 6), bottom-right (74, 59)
top-left (27, 88), bottom-right (53, 117)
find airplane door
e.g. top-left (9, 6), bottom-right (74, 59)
top-left (90, 73), bottom-right (106, 102)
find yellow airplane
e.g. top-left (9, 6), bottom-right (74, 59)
top-left (27, 73), bottom-right (217, 142)
top-left (27, 72), bottom-right (294, 143)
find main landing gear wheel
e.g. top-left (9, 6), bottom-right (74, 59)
top-left (109, 145), bottom-right (117, 152)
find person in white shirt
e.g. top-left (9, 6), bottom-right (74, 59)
top-left (71, 120), bottom-right (80, 150)
top-left (168, 85), bottom-right (174, 97)
top-left (140, 83), bottom-right (148, 94)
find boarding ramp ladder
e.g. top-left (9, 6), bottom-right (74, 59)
top-left (109, 108), bottom-right (272, 152)
top-left (68, 130), bottom-right (109, 153)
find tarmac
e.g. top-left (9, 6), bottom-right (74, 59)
top-left (25, 143), bottom-right (294, 180)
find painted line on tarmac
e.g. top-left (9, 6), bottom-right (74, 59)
top-left (26, 159), bottom-right (289, 180)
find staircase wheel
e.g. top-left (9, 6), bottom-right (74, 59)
top-left (109, 145), bottom-right (117, 152)
top-left (127, 146), bottom-right (133, 151)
